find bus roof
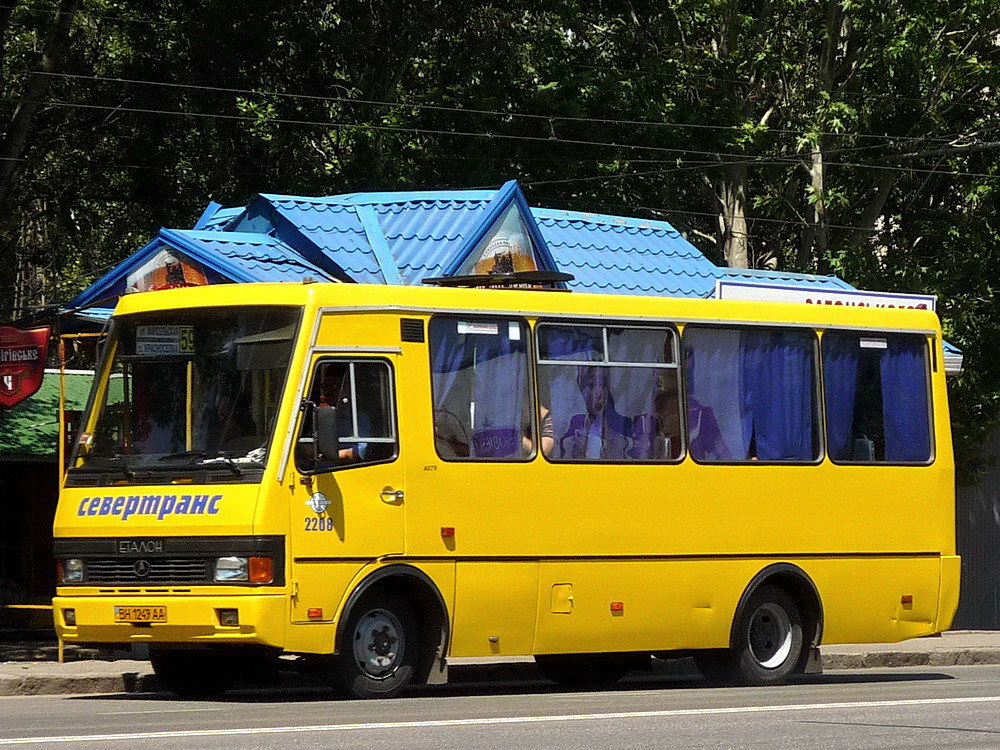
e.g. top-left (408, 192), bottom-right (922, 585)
top-left (112, 281), bottom-right (942, 334)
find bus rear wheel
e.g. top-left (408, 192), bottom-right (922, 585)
top-left (535, 653), bottom-right (632, 687)
top-left (334, 591), bottom-right (420, 699)
top-left (698, 584), bottom-right (804, 686)
top-left (149, 647), bottom-right (236, 698)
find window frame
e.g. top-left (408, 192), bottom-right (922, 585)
top-left (680, 323), bottom-right (825, 467)
top-left (428, 314), bottom-right (538, 464)
top-left (535, 320), bottom-right (687, 465)
top-left (295, 356), bottom-right (400, 475)
top-left (820, 329), bottom-right (936, 467)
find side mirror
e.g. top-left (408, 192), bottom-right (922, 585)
top-left (315, 404), bottom-right (340, 462)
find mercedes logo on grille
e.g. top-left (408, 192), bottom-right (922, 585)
top-left (133, 560), bottom-right (151, 578)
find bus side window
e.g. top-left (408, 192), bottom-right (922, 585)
top-left (536, 323), bottom-right (683, 463)
top-left (682, 326), bottom-right (820, 463)
top-left (823, 332), bottom-right (932, 463)
top-left (295, 360), bottom-right (397, 473)
top-left (428, 316), bottom-right (534, 462)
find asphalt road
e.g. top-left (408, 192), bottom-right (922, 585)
top-left (1, 664), bottom-right (999, 749)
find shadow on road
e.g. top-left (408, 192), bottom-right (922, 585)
top-left (67, 661), bottom-right (955, 705)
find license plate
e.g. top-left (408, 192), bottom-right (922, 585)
top-left (114, 606), bottom-right (167, 623)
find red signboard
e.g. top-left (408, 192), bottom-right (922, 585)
top-left (0, 326), bottom-right (50, 408)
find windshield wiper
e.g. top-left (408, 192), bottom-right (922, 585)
top-left (201, 454), bottom-right (244, 476)
top-left (157, 450), bottom-right (243, 475)
top-left (157, 450), bottom-right (208, 461)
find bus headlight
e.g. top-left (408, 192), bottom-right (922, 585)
top-left (214, 556), bottom-right (248, 582)
top-left (62, 559), bottom-right (84, 583)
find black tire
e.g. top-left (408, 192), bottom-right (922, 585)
top-left (334, 590), bottom-right (420, 699)
top-left (149, 647), bottom-right (235, 698)
top-left (699, 584), bottom-right (804, 686)
top-left (535, 653), bottom-right (632, 687)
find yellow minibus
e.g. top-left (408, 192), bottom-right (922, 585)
top-left (52, 281), bottom-right (959, 697)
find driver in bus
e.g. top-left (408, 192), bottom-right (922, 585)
top-left (318, 365), bottom-right (371, 464)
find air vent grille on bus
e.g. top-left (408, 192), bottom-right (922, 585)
top-left (400, 318), bottom-right (425, 343)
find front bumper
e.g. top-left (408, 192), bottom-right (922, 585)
top-left (53, 593), bottom-right (287, 649)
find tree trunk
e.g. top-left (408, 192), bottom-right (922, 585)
top-left (803, 145), bottom-right (829, 272)
top-left (716, 164), bottom-right (749, 268)
top-left (0, 0), bottom-right (80, 208)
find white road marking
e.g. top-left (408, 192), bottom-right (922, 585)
top-left (1, 695), bottom-right (998, 745)
top-left (96, 707), bottom-right (230, 716)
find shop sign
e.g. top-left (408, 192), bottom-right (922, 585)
top-left (715, 280), bottom-right (936, 311)
top-left (0, 326), bottom-right (50, 408)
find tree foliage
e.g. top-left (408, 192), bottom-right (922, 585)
top-left (1, 0), bottom-right (998, 477)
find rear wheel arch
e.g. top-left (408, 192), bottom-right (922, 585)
top-left (731, 563), bottom-right (824, 660)
top-left (335, 564), bottom-right (450, 685)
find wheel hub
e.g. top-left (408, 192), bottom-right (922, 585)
top-left (353, 608), bottom-right (403, 679)
top-left (748, 602), bottom-right (793, 669)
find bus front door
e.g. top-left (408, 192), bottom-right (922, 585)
top-left (289, 356), bottom-right (404, 624)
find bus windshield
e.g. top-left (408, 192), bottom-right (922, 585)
top-left (69, 306), bottom-right (301, 483)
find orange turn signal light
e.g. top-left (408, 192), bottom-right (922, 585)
top-left (901, 595), bottom-right (913, 605)
top-left (248, 556), bottom-right (274, 584)
top-left (440, 527), bottom-right (455, 538)
top-left (610, 601), bottom-right (624, 612)
top-left (307, 608), bottom-right (323, 620)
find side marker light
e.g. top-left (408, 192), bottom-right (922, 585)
top-left (307, 608), bottom-right (323, 620)
top-left (610, 601), bottom-right (624, 612)
top-left (440, 527), bottom-right (455, 538)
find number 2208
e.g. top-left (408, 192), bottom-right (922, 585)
top-left (304, 517), bottom-right (334, 531)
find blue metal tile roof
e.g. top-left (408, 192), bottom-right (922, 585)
top-left (720, 267), bottom-right (855, 293)
top-left (166, 230), bottom-right (335, 283)
top-left (374, 199), bottom-right (494, 283)
top-left (532, 208), bottom-right (720, 297)
top-left (259, 195), bottom-right (384, 284)
top-left (201, 207), bottom-right (243, 231)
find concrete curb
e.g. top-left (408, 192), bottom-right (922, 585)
top-left (0, 672), bottom-right (155, 697)
top-left (823, 648), bottom-right (1000, 670)
top-left (4, 649), bottom-right (1000, 697)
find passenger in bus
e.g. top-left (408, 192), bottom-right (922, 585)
top-left (526, 405), bottom-right (555, 457)
top-left (558, 367), bottom-right (630, 460)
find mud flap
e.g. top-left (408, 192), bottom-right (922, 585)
top-left (803, 646), bottom-right (823, 674)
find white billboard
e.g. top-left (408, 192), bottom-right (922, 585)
top-left (715, 280), bottom-right (936, 311)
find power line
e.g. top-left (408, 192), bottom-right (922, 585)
top-left (39, 99), bottom-right (818, 161)
top-left (32, 71), bottom-right (993, 147)
top-left (530, 192), bottom-right (904, 234)
top-left (566, 62), bottom-right (999, 113)
top-left (526, 160), bottom-right (1000, 187)
top-left (42, 99), bottom-right (994, 173)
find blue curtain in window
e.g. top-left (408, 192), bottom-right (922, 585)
top-left (684, 329), bottom-right (749, 461)
top-left (880, 337), bottom-right (931, 461)
top-left (431, 321), bottom-right (528, 459)
top-left (740, 330), bottom-right (815, 461)
top-left (470, 327), bottom-right (527, 458)
top-left (822, 334), bottom-right (859, 461)
top-left (430, 326), bottom-right (467, 415)
top-left (607, 333), bottom-right (658, 459)
top-left (539, 326), bottom-right (603, 458)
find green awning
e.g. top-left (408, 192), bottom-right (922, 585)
top-left (0, 371), bottom-right (92, 458)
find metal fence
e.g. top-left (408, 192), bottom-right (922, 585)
top-left (954, 425), bottom-right (1000, 629)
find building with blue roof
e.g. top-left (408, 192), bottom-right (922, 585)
top-left (61, 178), bottom-right (961, 375)
top-left (67, 179), bottom-right (855, 310)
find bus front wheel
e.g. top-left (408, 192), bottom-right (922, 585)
top-left (698, 584), bottom-right (804, 686)
top-left (334, 590), bottom-right (420, 699)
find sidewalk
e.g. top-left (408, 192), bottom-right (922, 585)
top-left (2, 631), bottom-right (1000, 697)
